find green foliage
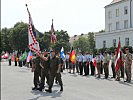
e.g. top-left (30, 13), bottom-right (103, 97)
top-left (73, 36), bottom-right (89, 52)
top-left (52, 30), bottom-right (70, 53)
top-left (88, 32), bottom-right (95, 53)
top-left (99, 29), bottom-right (105, 33)
top-left (10, 22), bottom-right (28, 51)
top-left (1, 28), bottom-right (12, 52)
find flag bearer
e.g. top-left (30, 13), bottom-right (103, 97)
top-left (38, 50), bottom-right (50, 91)
top-left (45, 50), bottom-right (63, 93)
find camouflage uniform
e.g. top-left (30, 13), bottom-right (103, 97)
top-left (48, 55), bottom-right (63, 91)
top-left (103, 54), bottom-right (109, 79)
top-left (39, 55), bottom-right (50, 90)
top-left (32, 57), bottom-right (41, 88)
top-left (125, 53), bottom-right (132, 82)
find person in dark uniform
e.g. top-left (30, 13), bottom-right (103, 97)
top-left (15, 55), bottom-right (18, 66)
top-left (45, 50), bottom-right (63, 93)
top-left (8, 53), bottom-right (12, 66)
top-left (38, 51), bottom-right (50, 91)
top-left (31, 54), bottom-right (42, 90)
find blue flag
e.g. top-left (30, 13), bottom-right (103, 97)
top-left (60, 47), bottom-right (65, 59)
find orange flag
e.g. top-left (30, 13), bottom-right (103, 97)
top-left (70, 47), bottom-right (76, 64)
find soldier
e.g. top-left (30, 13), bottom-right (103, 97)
top-left (124, 48), bottom-right (132, 83)
top-left (96, 52), bottom-right (101, 78)
top-left (90, 52), bottom-right (95, 75)
top-left (75, 54), bottom-right (79, 73)
top-left (78, 52), bottom-right (83, 75)
top-left (8, 53), bottom-right (12, 66)
top-left (65, 52), bottom-right (69, 72)
top-left (83, 52), bottom-right (88, 76)
top-left (100, 52), bottom-right (104, 74)
top-left (45, 50), bottom-right (63, 93)
top-left (120, 51), bottom-right (125, 78)
top-left (103, 51), bottom-right (110, 79)
top-left (38, 51), bottom-right (50, 91)
top-left (31, 54), bottom-right (42, 90)
top-left (110, 52), bottom-right (116, 78)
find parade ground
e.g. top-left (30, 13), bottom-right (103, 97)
top-left (1, 61), bottom-right (133, 100)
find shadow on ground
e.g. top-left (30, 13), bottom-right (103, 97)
top-left (29, 90), bottom-right (62, 100)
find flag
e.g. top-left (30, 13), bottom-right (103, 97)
top-left (50, 19), bottom-right (57, 44)
top-left (20, 51), bottom-right (27, 62)
top-left (1, 52), bottom-right (8, 59)
top-left (11, 53), bottom-right (15, 61)
top-left (115, 38), bottom-right (122, 72)
top-left (92, 57), bottom-right (97, 67)
top-left (26, 4), bottom-right (41, 55)
top-left (69, 47), bottom-right (76, 64)
top-left (26, 51), bottom-right (33, 62)
top-left (60, 47), bottom-right (65, 59)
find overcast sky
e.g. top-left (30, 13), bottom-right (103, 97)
top-left (1, 0), bottom-right (112, 36)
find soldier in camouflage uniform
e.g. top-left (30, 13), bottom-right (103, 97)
top-left (124, 48), bottom-right (132, 83)
top-left (103, 51), bottom-right (110, 79)
top-left (31, 54), bottom-right (41, 90)
top-left (38, 51), bottom-right (50, 91)
top-left (45, 50), bottom-right (63, 93)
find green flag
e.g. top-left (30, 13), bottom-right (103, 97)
top-left (20, 51), bottom-right (27, 62)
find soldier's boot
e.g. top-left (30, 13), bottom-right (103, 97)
top-left (32, 86), bottom-right (37, 90)
top-left (60, 86), bottom-right (63, 91)
top-left (45, 87), bottom-right (52, 93)
top-left (38, 86), bottom-right (45, 91)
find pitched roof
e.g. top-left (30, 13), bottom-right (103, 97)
top-left (110, 0), bottom-right (122, 4)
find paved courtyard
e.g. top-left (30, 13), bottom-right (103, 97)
top-left (1, 61), bottom-right (133, 100)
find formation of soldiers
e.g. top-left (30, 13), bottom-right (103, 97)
top-left (7, 47), bottom-right (132, 93)
top-left (31, 50), bottom-right (63, 93)
top-left (65, 48), bottom-right (132, 83)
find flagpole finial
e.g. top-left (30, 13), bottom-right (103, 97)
top-left (25, 4), bottom-right (28, 7)
top-left (52, 19), bottom-right (53, 22)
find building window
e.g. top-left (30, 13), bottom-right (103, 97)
top-left (125, 38), bottom-right (129, 46)
top-left (108, 23), bottom-right (112, 31)
top-left (116, 22), bottom-right (119, 30)
top-left (103, 40), bottom-right (106, 48)
top-left (108, 11), bottom-right (112, 19)
top-left (124, 6), bottom-right (128, 15)
top-left (124, 20), bottom-right (128, 29)
top-left (113, 39), bottom-right (116, 47)
top-left (116, 9), bottom-right (119, 17)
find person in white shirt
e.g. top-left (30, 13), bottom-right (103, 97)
top-left (65, 52), bottom-right (69, 72)
top-left (89, 52), bottom-right (95, 76)
top-left (96, 52), bottom-right (101, 78)
top-left (78, 52), bottom-right (83, 75)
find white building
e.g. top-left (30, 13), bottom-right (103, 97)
top-left (95, 0), bottom-right (133, 49)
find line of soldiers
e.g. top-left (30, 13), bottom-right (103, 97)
top-left (31, 50), bottom-right (63, 93)
top-left (65, 48), bottom-right (132, 83)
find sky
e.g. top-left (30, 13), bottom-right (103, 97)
top-left (1, 0), bottom-right (112, 36)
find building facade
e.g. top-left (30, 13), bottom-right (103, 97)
top-left (95, 0), bottom-right (133, 49)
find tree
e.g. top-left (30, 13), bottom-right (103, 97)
top-left (39, 30), bottom-right (71, 52)
top-left (9, 22), bottom-right (28, 52)
top-left (88, 32), bottom-right (95, 53)
top-left (73, 36), bottom-right (89, 52)
top-left (1, 28), bottom-right (12, 52)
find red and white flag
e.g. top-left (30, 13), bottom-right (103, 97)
top-left (115, 38), bottom-right (122, 72)
top-left (92, 57), bottom-right (97, 67)
top-left (26, 4), bottom-right (40, 55)
top-left (50, 19), bottom-right (57, 44)
top-left (1, 52), bottom-right (8, 59)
